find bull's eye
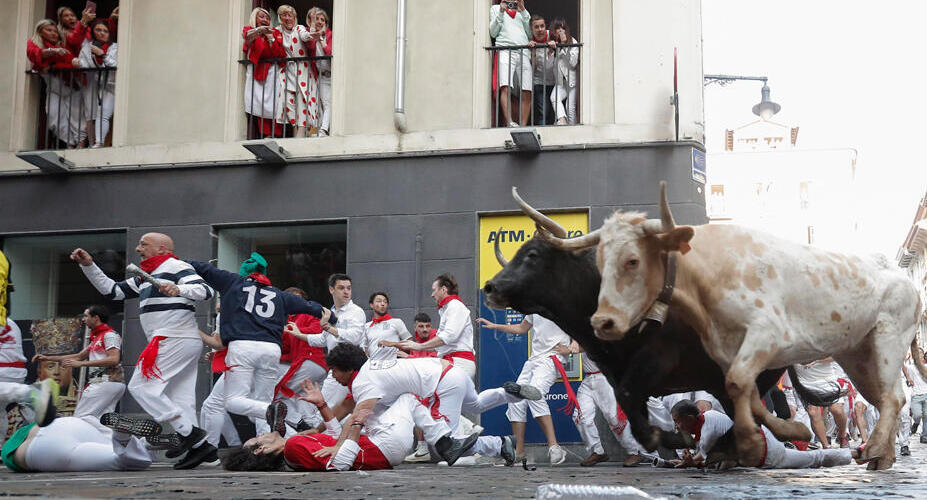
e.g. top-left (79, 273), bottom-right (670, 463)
top-left (625, 259), bottom-right (639, 271)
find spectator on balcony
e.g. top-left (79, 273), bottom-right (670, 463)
top-left (303, 8), bottom-right (332, 137)
top-left (79, 20), bottom-right (117, 149)
top-left (490, 0), bottom-right (532, 128)
top-left (57, 6), bottom-right (95, 57)
top-left (243, 7), bottom-right (285, 138)
top-left (275, 5), bottom-right (317, 138)
top-left (549, 18), bottom-right (578, 126)
top-left (528, 15), bottom-right (556, 126)
top-left (27, 19), bottom-right (83, 148)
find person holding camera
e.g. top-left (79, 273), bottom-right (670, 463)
top-left (490, 0), bottom-right (532, 127)
top-left (79, 19), bottom-right (117, 148)
top-left (243, 7), bottom-right (286, 138)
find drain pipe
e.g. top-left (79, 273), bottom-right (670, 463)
top-left (414, 232), bottom-right (422, 311)
top-left (393, 0), bottom-right (408, 133)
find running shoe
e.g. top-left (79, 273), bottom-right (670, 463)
top-left (265, 400), bottom-right (288, 437)
top-left (28, 379), bottom-right (58, 427)
top-left (500, 435), bottom-right (516, 466)
top-left (548, 444), bottom-right (566, 465)
top-left (503, 381), bottom-right (542, 401)
top-left (435, 432), bottom-right (479, 466)
top-left (174, 443), bottom-right (219, 470)
top-left (404, 441), bottom-right (431, 463)
top-left (100, 412), bottom-right (162, 437)
top-left (146, 433), bottom-right (182, 451)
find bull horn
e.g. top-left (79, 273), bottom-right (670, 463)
top-left (642, 181), bottom-right (677, 235)
top-left (511, 187), bottom-right (568, 238)
top-left (538, 225), bottom-right (601, 251)
top-left (493, 227), bottom-right (509, 266)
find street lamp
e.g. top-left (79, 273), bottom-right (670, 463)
top-left (704, 74), bottom-right (782, 120)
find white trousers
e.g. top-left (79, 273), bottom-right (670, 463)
top-left (43, 75), bottom-right (87, 145)
top-left (434, 366), bottom-right (522, 434)
top-left (200, 374), bottom-right (243, 448)
top-left (322, 370), bottom-right (350, 409)
top-left (760, 427), bottom-right (851, 468)
top-left (127, 337), bottom-right (201, 435)
top-left (276, 360), bottom-right (328, 425)
top-left (82, 84), bottom-right (115, 145)
top-left (574, 373), bottom-right (644, 456)
top-left (0, 377), bottom-right (28, 446)
top-left (551, 85), bottom-right (577, 124)
top-left (73, 381), bottom-right (125, 419)
top-left (319, 75), bottom-right (332, 132)
top-left (23, 416), bottom-right (152, 471)
top-left (366, 393), bottom-right (452, 466)
top-left (450, 357), bottom-right (476, 379)
top-left (506, 356), bottom-right (559, 422)
top-left (224, 340), bottom-right (281, 426)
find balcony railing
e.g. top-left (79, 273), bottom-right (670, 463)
top-left (487, 43), bottom-right (581, 128)
top-left (27, 66), bottom-right (117, 150)
top-left (239, 55), bottom-right (333, 140)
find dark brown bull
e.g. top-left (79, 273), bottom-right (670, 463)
top-left (482, 188), bottom-right (819, 452)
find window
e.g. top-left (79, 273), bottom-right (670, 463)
top-left (799, 181), bottom-right (811, 210)
top-left (709, 184), bottom-right (726, 217)
top-left (807, 226), bottom-right (815, 245)
top-left (488, 0), bottom-right (581, 127)
top-left (242, 1), bottom-right (335, 139)
top-left (28, 1), bottom-right (120, 150)
top-left (217, 222), bottom-right (346, 304)
top-left (1, 232), bottom-right (126, 320)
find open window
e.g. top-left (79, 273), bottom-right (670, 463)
top-left (488, 0), bottom-right (580, 128)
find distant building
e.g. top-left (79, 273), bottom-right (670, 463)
top-left (896, 190), bottom-right (927, 348)
top-left (707, 107), bottom-right (859, 251)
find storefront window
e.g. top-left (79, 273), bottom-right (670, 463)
top-left (217, 223), bottom-right (346, 304)
top-left (1, 232), bottom-right (126, 320)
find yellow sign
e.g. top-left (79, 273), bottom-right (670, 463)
top-left (478, 212), bottom-right (589, 286)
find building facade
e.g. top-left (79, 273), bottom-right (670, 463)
top-left (0, 0), bottom-right (707, 424)
top-left (896, 191), bottom-right (927, 350)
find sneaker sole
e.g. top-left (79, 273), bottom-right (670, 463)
top-left (504, 382), bottom-right (542, 401)
top-left (266, 401), bottom-right (288, 437)
top-left (100, 413), bottom-right (162, 437)
top-left (146, 434), bottom-right (182, 450)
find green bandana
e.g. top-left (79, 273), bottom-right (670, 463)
top-left (239, 252), bottom-right (267, 276)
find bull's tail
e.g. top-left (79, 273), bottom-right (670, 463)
top-left (911, 337), bottom-right (927, 381)
top-left (787, 365), bottom-right (848, 408)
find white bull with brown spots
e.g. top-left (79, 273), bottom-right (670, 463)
top-left (540, 181), bottom-right (927, 470)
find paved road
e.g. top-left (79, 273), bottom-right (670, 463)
top-left (3, 440), bottom-right (926, 499)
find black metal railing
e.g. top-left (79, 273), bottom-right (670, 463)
top-left (487, 43), bottom-right (581, 128)
top-left (27, 66), bottom-right (117, 150)
top-left (239, 55), bottom-right (333, 140)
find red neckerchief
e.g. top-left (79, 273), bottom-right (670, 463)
top-left (416, 327), bottom-right (437, 343)
top-left (505, 8), bottom-right (517, 18)
top-left (534, 31), bottom-right (548, 43)
top-left (89, 323), bottom-right (115, 353)
top-left (346, 371), bottom-right (359, 395)
top-left (93, 42), bottom-right (110, 65)
top-left (247, 272), bottom-right (271, 286)
top-left (370, 314), bottom-right (392, 326)
top-left (693, 411), bottom-right (706, 441)
top-left (0, 323), bottom-right (13, 343)
top-left (139, 253), bottom-right (176, 274)
top-left (438, 295), bottom-right (462, 310)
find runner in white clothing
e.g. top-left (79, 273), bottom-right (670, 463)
top-left (669, 401), bottom-right (862, 470)
top-left (0, 317), bottom-right (28, 445)
top-left (794, 357), bottom-right (849, 448)
top-left (477, 312), bottom-right (570, 465)
top-left (400, 274), bottom-right (476, 378)
top-left (361, 292), bottom-right (411, 356)
top-left (318, 273), bottom-right (367, 410)
top-left (325, 343), bottom-right (536, 464)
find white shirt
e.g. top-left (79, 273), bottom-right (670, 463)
top-left (363, 317), bottom-right (411, 356)
top-left (696, 410), bottom-right (733, 458)
top-left (435, 298), bottom-right (474, 358)
top-left (524, 314), bottom-right (570, 359)
top-left (0, 318), bottom-right (27, 379)
top-left (795, 359), bottom-right (836, 383)
top-left (906, 359), bottom-right (927, 396)
top-left (582, 353), bottom-right (599, 374)
top-left (328, 300), bottom-right (367, 350)
top-left (488, 5), bottom-right (531, 47)
top-left (350, 357), bottom-right (444, 408)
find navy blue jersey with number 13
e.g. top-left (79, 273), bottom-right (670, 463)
top-left (189, 261), bottom-right (337, 346)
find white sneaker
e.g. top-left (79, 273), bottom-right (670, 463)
top-left (507, 121), bottom-right (519, 128)
top-left (318, 129), bottom-right (329, 137)
top-left (404, 442), bottom-right (431, 463)
top-left (549, 444), bottom-right (566, 465)
top-left (437, 455), bottom-right (477, 466)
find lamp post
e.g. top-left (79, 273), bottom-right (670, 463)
top-left (704, 74), bottom-right (782, 120)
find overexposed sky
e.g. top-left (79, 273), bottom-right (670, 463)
top-left (702, 0), bottom-right (927, 257)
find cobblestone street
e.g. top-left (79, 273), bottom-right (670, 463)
top-left (3, 439), bottom-right (926, 499)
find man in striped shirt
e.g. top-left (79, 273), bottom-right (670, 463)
top-left (71, 233), bottom-right (214, 457)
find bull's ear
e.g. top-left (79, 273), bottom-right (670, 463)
top-left (659, 226), bottom-right (695, 254)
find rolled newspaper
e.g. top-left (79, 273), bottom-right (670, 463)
top-left (125, 263), bottom-right (169, 288)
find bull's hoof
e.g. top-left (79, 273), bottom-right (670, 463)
top-left (735, 426), bottom-right (766, 467)
top-left (642, 427), bottom-right (661, 452)
top-left (866, 455), bottom-right (896, 471)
